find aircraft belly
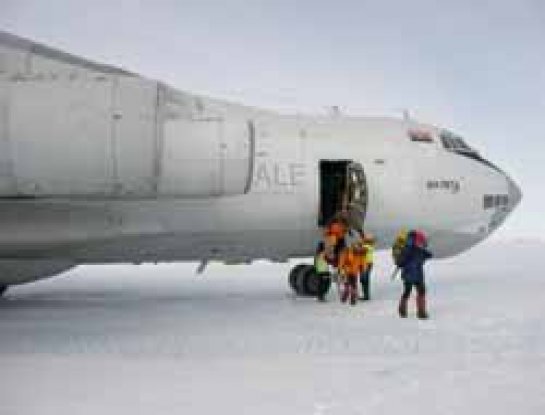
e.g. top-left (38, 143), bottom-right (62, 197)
top-left (0, 195), bottom-right (309, 263)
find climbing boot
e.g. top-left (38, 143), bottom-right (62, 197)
top-left (416, 294), bottom-right (429, 319)
top-left (398, 297), bottom-right (408, 318)
top-left (341, 287), bottom-right (349, 303)
top-left (360, 283), bottom-right (370, 301)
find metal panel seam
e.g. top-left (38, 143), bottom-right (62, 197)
top-left (152, 82), bottom-right (164, 197)
top-left (243, 120), bottom-right (256, 194)
top-left (109, 76), bottom-right (120, 194)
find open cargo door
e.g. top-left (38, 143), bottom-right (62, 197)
top-left (318, 160), bottom-right (367, 230)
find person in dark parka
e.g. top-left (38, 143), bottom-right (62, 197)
top-left (397, 230), bottom-right (433, 319)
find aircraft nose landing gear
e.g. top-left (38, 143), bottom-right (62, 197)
top-left (289, 264), bottom-right (329, 297)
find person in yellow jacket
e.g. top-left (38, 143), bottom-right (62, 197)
top-left (338, 242), bottom-right (367, 305)
top-left (314, 241), bottom-right (332, 302)
top-left (360, 233), bottom-right (375, 301)
top-left (392, 229), bottom-right (408, 267)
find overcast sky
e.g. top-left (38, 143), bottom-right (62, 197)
top-left (1, 0), bottom-right (543, 238)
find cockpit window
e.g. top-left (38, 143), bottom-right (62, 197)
top-left (440, 130), bottom-right (474, 153)
top-left (440, 130), bottom-right (504, 174)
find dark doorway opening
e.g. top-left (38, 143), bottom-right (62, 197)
top-left (319, 160), bottom-right (350, 226)
top-left (318, 160), bottom-right (368, 229)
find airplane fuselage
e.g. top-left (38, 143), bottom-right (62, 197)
top-left (0, 31), bottom-right (521, 287)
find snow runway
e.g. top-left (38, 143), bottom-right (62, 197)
top-left (1, 240), bottom-right (544, 414)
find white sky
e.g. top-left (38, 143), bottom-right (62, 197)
top-left (1, 0), bottom-right (543, 238)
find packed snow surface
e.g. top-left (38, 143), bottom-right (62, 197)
top-left (1, 239), bottom-right (544, 414)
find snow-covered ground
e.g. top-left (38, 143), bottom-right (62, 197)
top-left (1, 239), bottom-right (544, 414)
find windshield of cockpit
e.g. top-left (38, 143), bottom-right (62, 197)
top-left (439, 130), bottom-right (477, 154)
top-left (439, 130), bottom-right (504, 172)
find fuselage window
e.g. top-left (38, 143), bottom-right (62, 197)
top-left (483, 194), bottom-right (509, 209)
top-left (408, 129), bottom-right (433, 143)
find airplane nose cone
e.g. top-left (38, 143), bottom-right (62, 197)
top-left (506, 175), bottom-right (522, 211)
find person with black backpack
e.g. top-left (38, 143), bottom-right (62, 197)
top-left (396, 230), bottom-right (433, 319)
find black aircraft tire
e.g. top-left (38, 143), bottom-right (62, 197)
top-left (294, 265), bottom-right (313, 296)
top-left (289, 264), bottom-right (308, 292)
top-left (0, 286), bottom-right (7, 297)
top-left (295, 265), bottom-right (322, 297)
top-left (303, 269), bottom-right (322, 297)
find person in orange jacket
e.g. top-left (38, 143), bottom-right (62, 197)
top-left (338, 242), bottom-right (367, 305)
top-left (323, 214), bottom-right (349, 268)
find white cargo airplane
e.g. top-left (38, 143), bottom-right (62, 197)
top-left (0, 31), bottom-right (521, 296)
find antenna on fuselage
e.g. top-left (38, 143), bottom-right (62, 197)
top-left (328, 105), bottom-right (342, 117)
top-left (392, 107), bottom-right (411, 121)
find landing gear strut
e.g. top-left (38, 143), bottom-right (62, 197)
top-left (289, 264), bottom-right (329, 297)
